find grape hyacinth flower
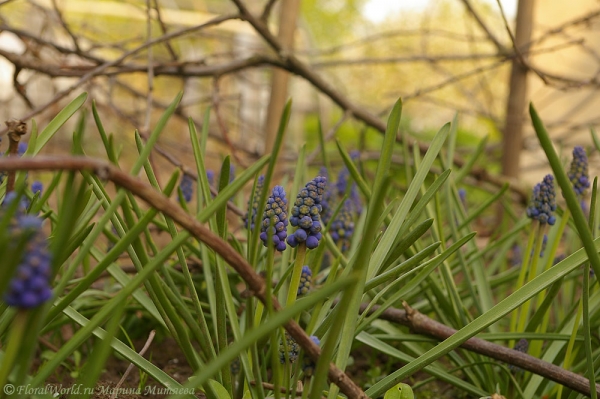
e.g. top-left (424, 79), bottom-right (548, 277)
top-left (302, 336), bottom-right (320, 377)
top-left (287, 176), bottom-right (327, 250)
top-left (259, 185), bottom-right (288, 252)
top-left (206, 170), bottom-right (215, 187)
top-left (18, 142), bottom-right (27, 156)
top-left (230, 358), bottom-right (240, 375)
top-left (526, 175), bottom-right (557, 225)
top-left (509, 338), bottom-right (529, 373)
top-left (330, 200), bottom-right (355, 252)
top-left (297, 266), bottom-right (312, 297)
top-left (243, 175), bottom-right (264, 231)
top-left (179, 173), bottom-right (194, 203)
top-left (2, 213), bottom-right (52, 309)
top-left (319, 167), bottom-right (333, 226)
top-left (279, 331), bottom-right (300, 364)
top-left (568, 146), bottom-right (590, 197)
top-left (31, 181), bottom-right (43, 194)
top-left (336, 161), bottom-right (362, 215)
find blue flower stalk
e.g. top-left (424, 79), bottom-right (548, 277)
top-left (514, 175), bottom-right (557, 336)
top-left (242, 175), bottom-right (264, 231)
top-left (3, 215), bottom-right (52, 308)
top-left (286, 176), bottom-right (326, 308)
top-left (302, 336), bottom-right (320, 378)
top-left (526, 174), bottom-right (557, 225)
top-left (31, 181), bottom-right (43, 195)
top-left (179, 173), bottom-right (194, 203)
top-left (259, 185), bottom-right (288, 252)
top-left (509, 339), bottom-right (529, 373)
top-left (568, 146), bottom-right (590, 197)
top-left (0, 206), bottom-right (52, 390)
top-left (330, 200), bottom-right (355, 252)
top-left (297, 266), bottom-right (312, 297)
top-left (279, 331), bottom-right (300, 364)
top-left (287, 176), bottom-right (327, 250)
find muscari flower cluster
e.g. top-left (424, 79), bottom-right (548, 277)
top-left (179, 174), bottom-right (194, 203)
top-left (319, 167), bottom-right (333, 226)
top-left (242, 175), bottom-right (264, 231)
top-left (2, 194), bottom-right (52, 308)
top-left (297, 266), bottom-right (312, 297)
top-left (568, 146), bottom-right (590, 197)
top-left (335, 159), bottom-right (362, 216)
top-left (259, 185), bottom-right (288, 252)
top-left (526, 174), bottom-right (557, 225)
top-left (31, 181), bottom-right (43, 195)
top-left (509, 338), bottom-right (529, 373)
top-left (287, 176), bottom-right (327, 250)
top-left (302, 336), bottom-right (320, 377)
top-left (279, 331), bottom-right (300, 364)
top-left (230, 358), bottom-right (240, 375)
top-left (329, 200), bottom-right (355, 252)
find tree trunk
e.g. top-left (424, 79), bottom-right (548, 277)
top-left (263, 0), bottom-right (301, 157)
top-left (502, 0), bottom-right (535, 178)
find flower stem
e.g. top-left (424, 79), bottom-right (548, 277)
top-left (516, 223), bottom-right (547, 333)
top-left (0, 310), bottom-right (28, 397)
top-left (286, 243), bottom-right (307, 308)
top-left (509, 220), bottom-right (538, 346)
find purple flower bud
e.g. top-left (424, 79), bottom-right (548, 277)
top-left (2, 210), bottom-right (53, 309)
top-left (526, 175), bottom-right (557, 225)
top-left (179, 174), bottom-right (194, 203)
top-left (568, 146), bottom-right (590, 197)
top-left (260, 185), bottom-right (288, 252)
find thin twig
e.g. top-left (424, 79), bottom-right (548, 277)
top-left (110, 330), bottom-right (156, 399)
top-left (459, 0), bottom-right (507, 53)
top-left (152, 0), bottom-right (179, 61)
top-left (211, 77), bottom-right (245, 166)
top-left (494, 0), bottom-right (548, 85)
top-left (0, 13), bottom-right (240, 137)
top-left (305, 111), bottom-right (350, 164)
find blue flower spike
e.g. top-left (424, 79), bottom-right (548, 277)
top-left (3, 213), bottom-right (52, 309)
top-left (302, 335), bottom-right (320, 377)
top-left (526, 174), bottom-right (557, 226)
top-left (568, 146), bottom-right (590, 197)
top-left (243, 175), bottom-right (264, 231)
top-left (509, 338), bottom-right (529, 373)
top-left (259, 185), bottom-right (288, 252)
top-left (279, 331), bottom-right (300, 364)
top-left (287, 176), bottom-right (327, 250)
top-left (330, 200), bottom-right (355, 252)
top-left (179, 173), bottom-right (194, 203)
top-left (31, 181), bottom-right (43, 194)
top-left (297, 266), bottom-right (312, 297)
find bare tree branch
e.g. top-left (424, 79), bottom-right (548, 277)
top-left (358, 302), bottom-right (600, 397)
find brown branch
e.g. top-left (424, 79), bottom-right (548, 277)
top-left (312, 53), bottom-right (505, 67)
top-left (0, 13), bottom-right (240, 137)
top-left (459, 0), bottom-right (507, 54)
top-left (231, 0), bottom-right (528, 205)
top-left (4, 119), bottom-right (27, 192)
top-left (212, 77), bottom-right (245, 167)
top-left (260, 0), bottom-right (279, 23)
top-left (0, 156), bottom-right (369, 399)
top-left (357, 302), bottom-right (600, 397)
top-left (151, 0), bottom-right (179, 61)
top-left (51, 0), bottom-right (82, 54)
